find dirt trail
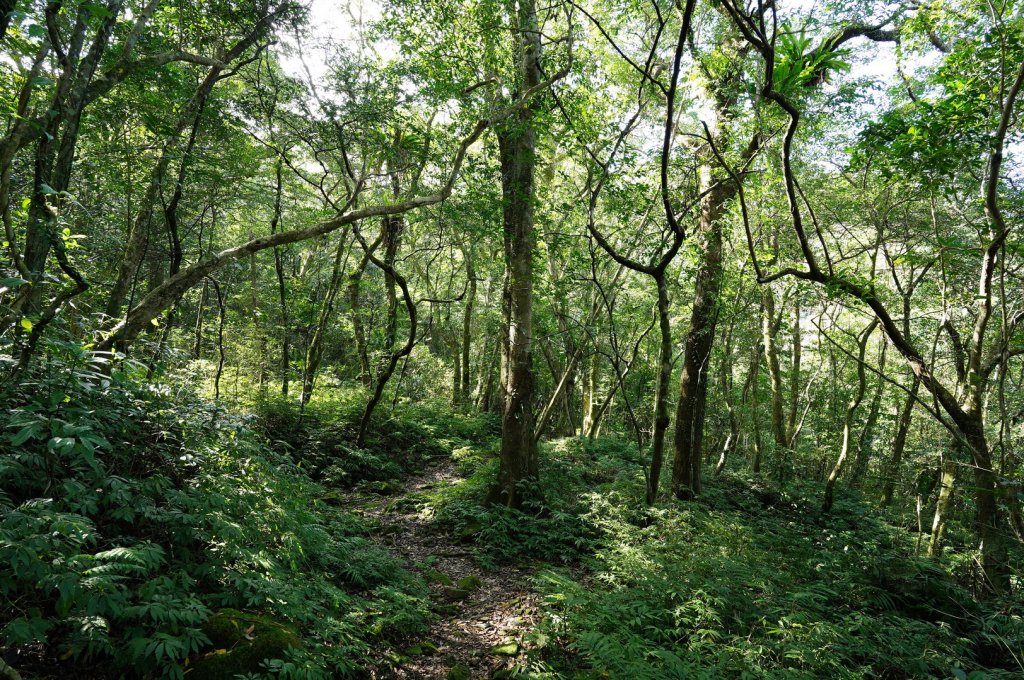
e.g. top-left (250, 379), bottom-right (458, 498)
top-left (355, 459), bottom-right (541, 679)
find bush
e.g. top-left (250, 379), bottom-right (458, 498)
top-left (250, 391), bottom-right (495, 488)
top-left (528, 469), bottom-right (1023, 679)
top-left (0, 346), bottom-right (428, 678)
top-left (430, 436), bottom-right (641, 567)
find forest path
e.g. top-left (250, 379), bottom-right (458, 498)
top-left (353, 458), bottom-right (541, 679)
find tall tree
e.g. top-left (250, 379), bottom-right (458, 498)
top-left (491, 0), bottom-right (544, 507)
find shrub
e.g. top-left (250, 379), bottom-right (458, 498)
top-left (0, 347), bottom-right (428, 678)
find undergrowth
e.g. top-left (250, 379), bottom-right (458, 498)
top-left (421, 431), bottom-right (1024, 678)
top-left (4, 350), bottom-right (1022, 679)
top-left (0, 345), bottom-right (430, 678)
top-left (251, 390), bottom-right (498, 489)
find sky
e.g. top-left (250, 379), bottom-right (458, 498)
top-left (279, 0), bottom-right (389, 84)
top-left (280, 0), bottom-right (905, 99)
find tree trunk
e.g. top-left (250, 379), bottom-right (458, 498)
top-left (546, 251), bottom-right (579, 435)
top-left (380, 215), bottom-right (404, 366)
top-left (0, 0), bottom-right (17, 41)
top-left (715, 340), bottom-right (738, 477)
top-left (355, 226), bottom-right (416, 446)
top-left (268, 160), bottom-right (289, 395)
top-left (823, 320), bottom-right (877, 512)
top-left (192, 282), bottom-right (207, 360)
top-left (491, 0), bottom-right (541, 508)
top-left (749, 342), bottom-right (764, 473)
top-left (672, 169), bottom-right (728, 499)
top-left (106, 53), bottom-right (225, 319)
top-left (786, 295), bottom-right (801, 445)
top-left (960, 418), bottom-right (1010, 593)
top-left (348, 244), bottom-right (374, 388)
top-left (582, 348), bottom-right (598, 435)
top-left (851, 338), bottom-right (887, 487)
top-left (23, 4), bottom-right (122, 319)
top-left (928, 458), bottom-right (955, 558)
top-left (249, 251), bottom-right (267, 392)
top-left (460, 247), bottom-right (476, 405)
top-left (880, 375), bottom-right (918, 508)
top-left (211, 279), bottom-right (227, 400)
top-left (301, 234), bottom-right (349, 405)
top-left (761, 287), bottom-right (786, 450)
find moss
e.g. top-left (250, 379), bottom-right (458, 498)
top-left (456, 575), bottom-right (482, 591)
top-left (424, 568), bottom-right (454, 586)
top-left (447, 664), bottom-right (471, 680)
top-left (442, 586), bottom-right (472, 601)
top-left (189, 609), bottom-right (301, 680)
top-left (491, 641), bottom-right (519, 656)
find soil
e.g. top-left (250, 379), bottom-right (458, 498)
top-left (354, 459), bottom-right (542, 679)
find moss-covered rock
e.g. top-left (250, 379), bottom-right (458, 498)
top-left (365, 480), bottom-right (403, 495)
top-left (424, 567), bottom-right (454, 586)
top-left (447, 663), bottom-right (471, 680)
top-left (441, 574), bottom-right (484, 602)
top-left (189, 609), bottom-right (301, 680)
top-left (456, 575), bottom-right (482, 591)
top-left (491, 641), bottom-right (518, 656)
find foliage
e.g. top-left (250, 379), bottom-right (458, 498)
top-left (522, 466), bottom-right (1024, 679)
top-left (431, 437), bottom-right (643, 567)
top-left (0, 347), bottom-right (428, 678)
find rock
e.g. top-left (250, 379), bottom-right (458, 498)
top-left (491, 641), bottom-right (519, 656)
top-left (319, 490), bottom-right (346, 505)
top-left (424, 568), bottom-right (454, 586)
top-left (367, 480), bottom-right (403, 495)
top-left (189, 609), bottom-right (301, 680)
top-left (442, 586), bottom-right (472, 601)
top-left (447, 664), bottom-right (471, 680)
top-left (458, 521), bottom-right (483, 542)
top-left (442, 574), bottom-right (484, 602)
top-left (434, 603), bottom-right (462, 616)
top-left (456, 575), bottom-right (483, 591)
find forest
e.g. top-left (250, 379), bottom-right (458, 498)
top-left (1, 0), bottom-right (1024, 677)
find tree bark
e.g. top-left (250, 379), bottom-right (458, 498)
top-left (715, 334), bottom-right (738, 477)
top-left (880, 375), bottom-right (919, 507)
top-left (672, 167), bottom-right (728, 498)
top-left (460, 247), bottom-right (476, 405)
top-left (269, 160), bottom-right (290, 395)
top-left (491, 0), bottom-right (542, 508)
top-left (348, 243), bottom-right (374, 388)
top-left (301, 233), bottom-right (350, 405)
top-left (582, 348), bottom-right (598, 435)
top-left (355, 234), bottom-right (417, 446)
top-left (823, 320), bottom-right (877, 512)
top-left (0, 0), bottom-right (17, 42)
top-left (928, 459), bottom-right (955, 558)
top-left (249, 251), bottom-right (267, 392)
top-left (23, 1), bottom-right (122, 291)
top-left (761, 286), bottom-right (786, 450)
top-left (94, 49), bottom-right (569, 355)
top-left (851, 338), bottom-right (886, 487)
top-left (786, 294), bottom-right (801, 445)
top-left (749, 342), bottom-right (764, 473)
top-left (105, 13), bottom-right (270, 319)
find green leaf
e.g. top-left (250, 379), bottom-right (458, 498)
top-left (11, 424), bottom-right (38, 446)
top-left (0, 277), bottom-right (29, 289)
top-left (82, 3), bottom-right (114, 18)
